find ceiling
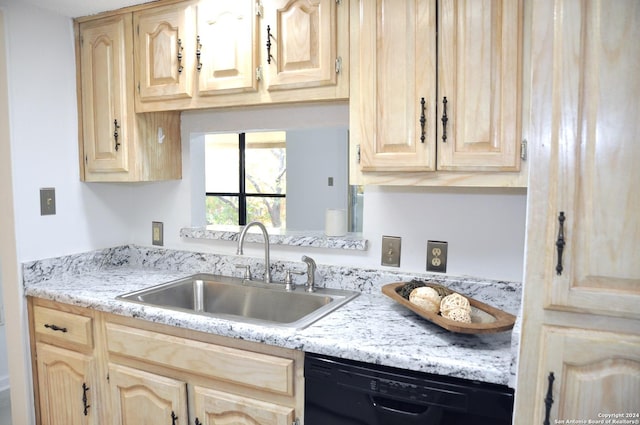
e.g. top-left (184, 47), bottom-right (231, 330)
top-left (22, 0), bottom-right (151, 18)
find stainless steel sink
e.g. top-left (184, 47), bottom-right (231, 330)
top-left (117, 273), bottom-right (359, 329)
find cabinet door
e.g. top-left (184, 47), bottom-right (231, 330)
top-left (79, 14), bottom-right (132, 175)
top-left (134, 2), bottom-right (196, 102)
top-left (109, 364), bottom-right (189, 425)
top-left (196, 0), bottom-right (259, 96)
top-left (192, 385), bottom-right (295, 425)
top-left (437, 0), bottom-right (522, 171)
top-left (353, 0), bottom-right (437, 172)
top-left (533, 327), bottom-right (640, 424)
top-left (534, 0), bottom-right (640, 319)
top-left (36, 343), bottom-right (96, 425)
top-left (262, 0), bottom-right (338, 92)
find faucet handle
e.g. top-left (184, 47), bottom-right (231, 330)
top-left (235, 264), bottom-right (252, 280)
top-left (284, 269), bottom-right (305, 292)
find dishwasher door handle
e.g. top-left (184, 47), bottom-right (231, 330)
top-left (371, 395), bottom-right (444, 422)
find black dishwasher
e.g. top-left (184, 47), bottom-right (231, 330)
top-left (304, 353), bottom-right (514, 425)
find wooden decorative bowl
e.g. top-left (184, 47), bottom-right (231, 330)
top-left (381, 282), bottom-right (516, 334)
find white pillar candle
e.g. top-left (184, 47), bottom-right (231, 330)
top-left (325, 208), bottom-right (347, 236)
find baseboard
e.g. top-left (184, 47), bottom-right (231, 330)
top-left (0, 375), bottom-right (9, 392)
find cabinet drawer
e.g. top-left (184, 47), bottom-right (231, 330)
top-left (105, 323), bottom-right (294, 396)
top-left (33, 306), bottom-right (94, 349)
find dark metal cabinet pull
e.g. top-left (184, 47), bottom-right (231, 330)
top-left (420, 97), bottom-right (426, 143)
top-left (171, 411), bottom-right (178, 425)
top-left (177, 38), bottom-right (183, 74)
top-left (441, 97), bottom-right (448, 143)
top-left (196, 35), bottom-right (202, 71)
top-left (543, 372), bottom-right (555, 425)
top-left (266, 25), bottom-right (273, 64)
top-left (195, 419), bottom-right (202, 425)
top-left (556, 212), bottom-right (566, 275)
top-left (113, 119), bottom-right (121, 152)
top-left (44, 323), bottom-right (67, 333)
top-left (82, 383), bottom-right (90, 416)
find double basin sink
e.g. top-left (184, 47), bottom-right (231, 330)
top-left (117, 273), bottom-right (359, 330)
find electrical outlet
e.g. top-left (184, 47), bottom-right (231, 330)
top-left (427, 240), bottom-right (448, 273)
top-left (381, 235), bottom-right (401, 267)
top-left (152, 221), bottom-right (164, 246)
top-left (40, 187), bottom-right (56, 215)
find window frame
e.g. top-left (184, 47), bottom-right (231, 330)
top-left (205, 132), bottom-right (286, 226)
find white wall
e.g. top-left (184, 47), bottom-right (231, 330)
top-left (0, 2), bottom-right (527, 423)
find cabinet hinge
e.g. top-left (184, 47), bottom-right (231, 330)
top-left (255, 1), bottom-right (263, 17)
top-left (255, 65), bottom-right (263, 81)
top-left (137, 82), bottom-right (140, 94)
top-left (291, 419), bottom-right (300, 425)
top-left (336, 0), bottom-right (342, 4)
top-left (335, 56), bottom-right (342, 74)
top-left (85, 155), bottom-right (88, 164)
top-left (521, 139), bottom-right (527, 161)
top-left (356, 144), bottom-right (361, 164)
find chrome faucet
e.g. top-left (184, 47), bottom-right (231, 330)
top-left (236, 221), bottom-right (271, 283)
top-left (301, 255), bottom-right (317, 292)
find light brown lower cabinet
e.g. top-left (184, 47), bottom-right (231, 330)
top-left (29, 297), bottom-right (305, 425)
top-left (35, 344), bottom-right (97, 425)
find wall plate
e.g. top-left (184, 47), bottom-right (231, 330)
top-left (152, 221), bottom-right (164, 246)
top-left (40, 187), bottom-right (56, 215)
top-left (427, 240), bottom-right (448, 273)
top-left (381, 235), bottom-right (401, 267)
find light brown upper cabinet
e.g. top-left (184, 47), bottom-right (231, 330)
top-left (134, 1), bottom-right (196, 102)
top-left (134, 0), bottom-right (349, 112)
top-left (351, 0), bottom-right (524, 186)
top-left (195, 0), bottom-right (259, 97)
top-left (77, 13), bottom-right (181, 182)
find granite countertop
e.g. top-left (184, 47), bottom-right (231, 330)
top-left (23, 245), bottom-right (521, 388)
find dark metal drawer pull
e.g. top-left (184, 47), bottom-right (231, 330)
top-left (441, 97), bottom-right (448, 143)
top-left (113, 119), bottom-right (121, 152)
top-left (420, 97), bottom-right (426, 143)
top-left (44, 323), bottom-right (67, 333)
top-left (266, 25), bottom-right (274, 64)
top-left (82, 383), bottom-right (90, 416)
top-left (555, 212), bottom-right (566, 275)
top-left (543, 371), bottom-right (555, 425)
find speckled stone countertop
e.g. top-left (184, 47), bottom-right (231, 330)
top-left (23, 245), bottom-right (522, 388)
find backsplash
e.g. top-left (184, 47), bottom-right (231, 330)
top-left (22, 245), bottom-right (521, 298)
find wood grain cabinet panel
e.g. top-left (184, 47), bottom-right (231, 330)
top-left (134, 0), bottom-right (348, 112)
top-left (437, 0), bottom-right (522, 171)
top-left (515, 0), bottom-right (640, 421)
top-left (352, 0), bottom-right (437, 172)
top-left (109, 364), bottom-right (189, 425)
top-left (33, 305), bottom-right (93, 350)
top-left (134, 1), bottom-right (196, 102)
top-left (193, 385), bottom-right (295, 425)
top-left (36, 343), bottom-right (97, 425)
top-left (77, 13), bottom-right (181, 182)
top-left (79, 14), bottom-right (131, 176)
top-left (196, 0), bottom-right (259, 97)
top-left (262, 0), bottom-right (338, 92)
top-left (351, 0), bottom-right (524, 186)
top-left (534, 327), bottom-right (640, 423)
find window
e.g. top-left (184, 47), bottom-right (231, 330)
top-left (205, 131), bottom-right (286, 228)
